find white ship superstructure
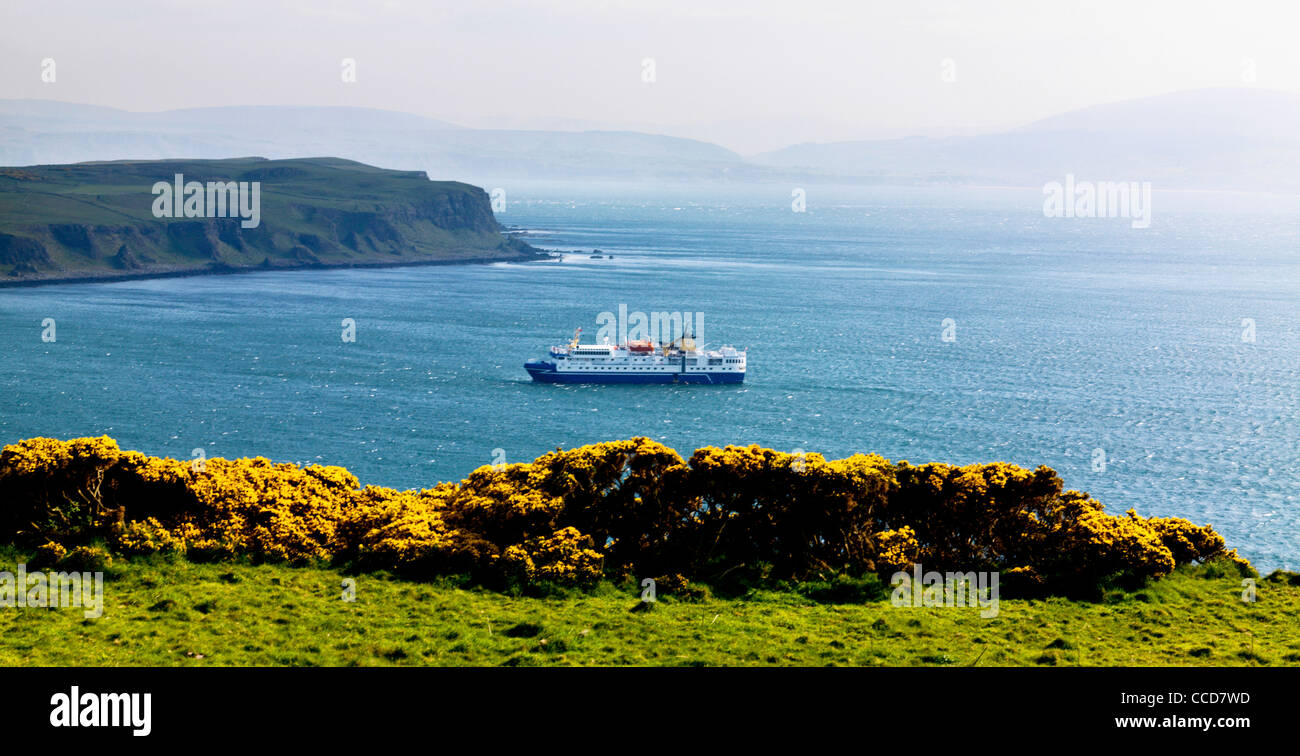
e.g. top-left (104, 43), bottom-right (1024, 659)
top-left (525, 330), bottom-right (745, 384)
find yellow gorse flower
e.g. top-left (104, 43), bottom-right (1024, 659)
top-left (0, 436), bottom-right (1248, 591)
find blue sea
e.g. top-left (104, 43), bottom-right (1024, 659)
top-left (3, 182), bottom-right (1299, 570)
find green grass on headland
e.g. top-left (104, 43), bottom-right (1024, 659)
top-left (0, 157), bottom-right (544, 284)
top-left (2, 553), bottom-right (1296, 667)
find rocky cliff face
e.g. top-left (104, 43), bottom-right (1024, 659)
top-left (0, 157), bottom-right (544, 284)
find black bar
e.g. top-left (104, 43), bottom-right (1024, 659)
top-left (6, 666), bottom-right (1285, 746)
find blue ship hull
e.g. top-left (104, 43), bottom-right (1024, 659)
top-left (525, 360), bottom-right (743, 384)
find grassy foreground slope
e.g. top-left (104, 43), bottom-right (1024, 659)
top-left (2, 437), bottom-right (1281, 666)
top-left (0, 157), bottom-right (545, 284)
top-left (2, 555), bottom-right (1296, 667)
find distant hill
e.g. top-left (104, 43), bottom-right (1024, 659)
top-left (4, 89), bottom-right (1300, 190)
top-left (0, 101), bottom-right (757, 185)
top-left (0, 156), bottom-right (546, 285)
top-left (751, 87), bottom-right (1300, 191)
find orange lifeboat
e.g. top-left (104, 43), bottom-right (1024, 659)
top-left (626, 340), bottom-right (655, 353)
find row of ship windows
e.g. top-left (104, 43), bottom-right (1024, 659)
top-left (569, 358), bottom-right (743, 363)
top-left (569, 361), bottom-right (743, 365)
top-left (574, 359), bottom-right (698, 365)
top-left (562, 366), bottom-right (742, 371)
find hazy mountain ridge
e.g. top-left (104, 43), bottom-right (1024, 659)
top-left (752, 88), bottom-right (1300, 191)
top-left (3, 88), bottom-right (1299, 190)
top-left (0, 101), bottom-right (761, 185)
top-left (0, 156), bottom-right (545, 285)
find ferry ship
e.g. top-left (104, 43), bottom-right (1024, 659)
top-left (525, 329), bottom-right (746, 384)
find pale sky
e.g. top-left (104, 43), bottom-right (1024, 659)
top-left (3, 0), bottom-right (1300, 153)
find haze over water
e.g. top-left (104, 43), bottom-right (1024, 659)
top-left (2, 182), bottom-right (1298, 570)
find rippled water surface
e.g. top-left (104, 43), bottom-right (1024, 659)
top-left (3, 183), bottom-right (1298, 569)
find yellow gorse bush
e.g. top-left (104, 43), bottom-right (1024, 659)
top-left (0, 436), bottom-right (1250, 593)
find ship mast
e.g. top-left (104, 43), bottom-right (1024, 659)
top-left (661, 330), bottom-right (696, 354)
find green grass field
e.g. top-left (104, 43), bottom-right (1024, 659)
top-left (3, 552), bottom-right (1297, 667)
